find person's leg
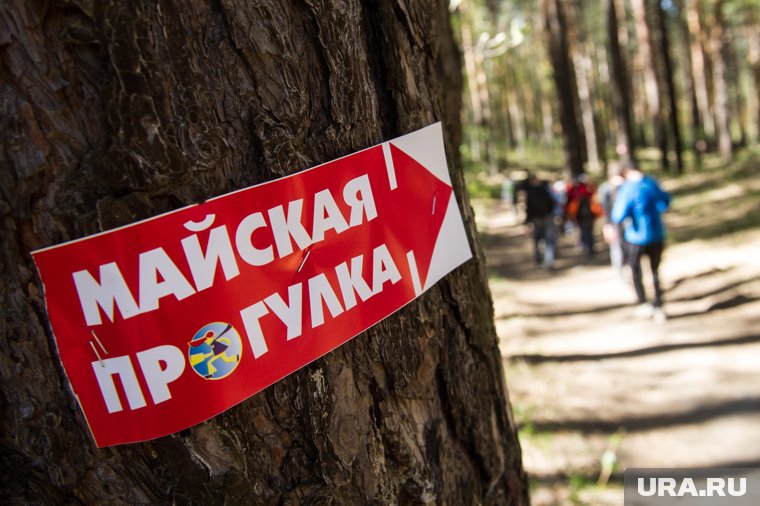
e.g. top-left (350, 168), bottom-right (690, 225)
top-left (581, 221), bottom-right (595, 256)
top-left (544, 220), bottom-right (556, 269)
top-left (610, 241), bottom-right (623, 274)
top-left (619, 229), bottom-right (629, 266)
top-left (532, 220), bottom-right (543, 266)
top-left (627, 243), bottom-right (647, 304)
top-left (646, 242), bottom-right (665, 307)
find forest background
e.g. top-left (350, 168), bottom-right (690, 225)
top-left (454, 0), bottom-right (759, 182)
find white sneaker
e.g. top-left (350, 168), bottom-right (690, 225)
top-left (634, 303), bottom-right (654, 318)
top-left (652, 307), bottom-right (668, 323)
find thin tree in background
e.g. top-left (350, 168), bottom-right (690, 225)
top-left (544, 0), bottom-right (588, 177)
top-left (569, 0), bottom-right (604, 173)
top-left (461, 0), bottom-right (489, 163)
top-left (507, 69), bottom-right (529, 157)
top-left (607, 0), bottom-right (637, 162)
top-left (676, 0), bottom-right (706, 160)
top-left (710, 0), bottom-right (734, 159)
top-left (727, 34), bottom-right (749, 146)
top-left (631, 0), bottom-right (670, 170)
top-left (655, 0), bottom-right (685, 173)
top-left (686, 0), bottom-right (717, 149)
top-left (749, 26), bottom-right (760, 143)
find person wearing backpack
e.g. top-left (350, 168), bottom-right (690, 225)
top-left (611, 163), bottom-right (671, 322)
top-left (566, 174), bottom-right (599, 258)
top-left (524, 172), bottom-right (557, 270)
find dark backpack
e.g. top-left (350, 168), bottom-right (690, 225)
top-left (527, 184), bottom-right (554, 217)
top-left (576, 195), bottom-right (594, 221)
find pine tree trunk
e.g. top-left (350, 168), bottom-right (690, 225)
top-left (675, 0), bottom-right (704, 161)
top-left (686, 0), bottom-right (716, 148)
top-left (607, 0), bottom-right (636, 162)
top-left (631, 0), bottom-right (669, 170)
top-left (544, 0), bottom-right (587, 177)
top-left (565, 0), bottom-right (602, 174)
top-left (0, 1), bottom-right (528, 503)
top-left (748, 28), bottom-right (760, 144)
top-left (710, 0), bottom-right (733, 159)
top-left (654, 0), bottom-right (684, 173)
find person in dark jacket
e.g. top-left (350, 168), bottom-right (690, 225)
top-left (524, 173), bottom-right (557, 271)
top-left (611, 163), bottom-right (671, 322)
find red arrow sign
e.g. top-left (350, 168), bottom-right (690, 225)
top-left (31, 122), bottom-right (472, 447)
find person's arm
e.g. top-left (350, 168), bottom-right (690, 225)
top-left (610, 185), bottom-right (630, 224)
top-left (655, 181), bottom-right (671, 213)
top-left (523, 189), bottom-right (532, 224)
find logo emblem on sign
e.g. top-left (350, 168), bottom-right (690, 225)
top-left (187, 322), bottom-right (242, 380)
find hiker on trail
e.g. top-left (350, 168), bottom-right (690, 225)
top-left (566, 174), bottom-right (600, 258)
top-left (523, 172), bottom-right (557, 271)
top-left (551, 180), bottom-right (568, 234)
top-left (611, 163), bottom-right (671, 322)
top-left (598, 162), bottom-right (627, 278)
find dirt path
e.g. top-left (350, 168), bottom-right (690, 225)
top-left (478, 203), bottom-right (760, 505)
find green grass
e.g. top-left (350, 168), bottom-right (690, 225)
top-left (466, 177), bottom-right (502, 199)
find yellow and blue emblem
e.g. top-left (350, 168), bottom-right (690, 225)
top-left (187, 322), bottom-right (242, 380)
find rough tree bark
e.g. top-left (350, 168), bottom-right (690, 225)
top-left (0, 1), bottom-right (528, 504)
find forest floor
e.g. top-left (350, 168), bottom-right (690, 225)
top-left (474, 150), bottom-right (760, 505)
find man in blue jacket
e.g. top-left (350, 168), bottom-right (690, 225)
top-left (611, 163), bottom-right (671, 322)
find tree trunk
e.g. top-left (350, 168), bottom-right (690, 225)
top-left (686, 0), bottom-right (716, 149)
top-left (0, 1), bottom-right (528, 504)
top-left (569, 10), bottom-right (602, 174)
top-left (460, 1), bottom-right (485, 163)
top-left (631, 0), bottom-right (669, 170)
top-left (654, 0), bottom-right (684, 173)
top-left (459, 0), bottom-right (496, 174)
top-left (607, 0), bottom-right (636, 163)
top-left (544, 0), bottom-right (587, 177)
top-left (565, 2), bottom-right (601, 173)
top-left (748, 27), bottom-right (760, 144)
top-left (710, 0), bottom-right (733, 159)
top-left (675, 0), bottom-right (703, 161)
top-left (508, 87), bottom-right (527, 158)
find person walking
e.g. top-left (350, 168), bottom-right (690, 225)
top-left (524, 173), bottom-right (557, 271)
top-left (566, 174), bottom-right (598, 258)
top-left (599, 162), bottom-right (627, 279)
top-left (611, 163), bottom-right (671, 322)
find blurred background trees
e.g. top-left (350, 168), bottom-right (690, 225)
top-left (453, 0), bottom-right (760, 180)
